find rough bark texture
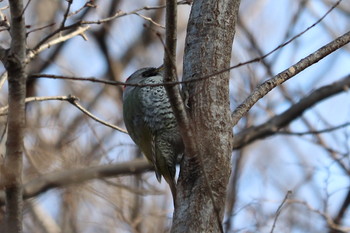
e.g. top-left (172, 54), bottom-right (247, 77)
top-left (171, 0), bottom-right (240, 232)
top-left (2, 0), bottom-right (27, 232)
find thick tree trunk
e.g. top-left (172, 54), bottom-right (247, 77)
top-left (171, 0), bottom-right (240, 232)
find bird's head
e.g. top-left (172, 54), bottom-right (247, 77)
top-left (124, 65), bottom-right (164, 88)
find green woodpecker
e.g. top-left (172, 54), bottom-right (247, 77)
top-left (123, 66), bottom-right (184, 201)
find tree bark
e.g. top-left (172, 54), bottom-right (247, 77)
top-left (171, 0), bottom-right (240, 232)
top-left (1, 0), bottom-right (27, 232)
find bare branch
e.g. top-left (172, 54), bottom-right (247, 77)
top-left (0, 159), bottom-right (153, 205)
top-left (68, 0), bottom-right (97, 17)
top-left (331, 189), bottom-right (350, 233)
top-left (0, 95), bottom-right (128, 133)
top-left (68, 97), bottom-right (128, 134)
top-left (60, 0), bottom-right (73, 28)
top-left (231, 30), bottom-right (350, 126)
top-left (289, 199), bottom-right (350, 232)
top-left (232, 74), bottom-right (350, 149)
top-left (29, 73), bottom-right (124, 86)
top-left (270, 191), bottom-right (292, 233)
top-left (278, 122), bottom-right (350, 136)
top-left (26, 22), bottom-right (56, 37)
top-left (134, 12), bottom-right (164, 28)
top-left (0, 95), bottom-right (79, 114)
top-left (27, 26), bottom-right (90, 62)
top-left (20, 0), bottom-right (33, 17)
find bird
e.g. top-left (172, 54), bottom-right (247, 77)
top-left (122, 66), bottom-right (184, 203)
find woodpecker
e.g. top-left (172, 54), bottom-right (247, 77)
top-left (123, 66), bottom-right (184, 202)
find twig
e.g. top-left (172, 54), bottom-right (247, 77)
top-left (68, 97), bottom-right (128, 134)
top-left (270, 191), bottom-right (292, 233)
top-left (26, 22), bottom-right (56, 37)
top-left (81, 0), bottom-right (189, 26)
top-left (288, 199), bottom-right (350, 232)
top-left (31, 28), bottom-right (350, 91)
top-left (278, 122), bottom-right (350, 136)
top-left (258, 0), bottom-right (342, 67)
top-left (27, 26), bottom-right (90, 62)
top-left (61, 0), bottom-right (73, 28)
top-left (125, 0), bottom-right (342, 89)
top-left (29, 73), bottom-right (124, 86)
top-left (231, 30), bottom-right (350, 126)
top-left (80, 10), bottom-right (128, 25)
top-left (0, 95), bottom-right (78, 114)
top-left (68, 0), bottom-right (97, 17)
top-left (232, 74), bottom-right (350, 149)
top-left (332, 189), bottom-right (350, 232)
top-left (79, 2), bottom-right (188, 26)
top-left (34, 0), bottom-right (188, 45)
top-left (134, 12), bottom-right (164, 28)
top-left (32, 0), bottom-right (76, 50)
top-left (20, 0), bottom-right (33, 17)
top-left (0, 95), bottom-right (128, 134)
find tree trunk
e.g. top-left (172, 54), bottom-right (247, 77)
top-left (171, 0), bottom-right (240, 232)
top-left (2, 0), bottom-right (27, 232)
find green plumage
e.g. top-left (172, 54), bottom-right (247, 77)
top-left (123, 67), bottom-right (184, 201)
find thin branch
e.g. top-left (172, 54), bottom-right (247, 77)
top-left (32, 0), bottom-right (78, 50)
top-left (30, 29), bottom-right (350, 90)
top-left (28, 0), bottom-right (339, 89)
top-left (68, 97), bottom-right (128, 134)
top-left (134, 12), bottom-right (164, 28)
top-left (232, 74), bottom-right (350, 149)
top-left (261, 0), bottom-right (342, 66)
top-left (27, 26), bottom-right (90, 62)
top-left (270, 191), bottom-right (292, 233)
top-left (289, 199), bottom-right (350, 232)
top-left (26, 22), bottom-right (56, 37)
top-left (80, 10), bottom-right (129, 25)
top-left (0, 159), bottom-right (153, 205)
top-left (29, 73), bottom-right (125, 86)
top-left (76, 1), bottom-right (189, 26)
top-left (231, 30), bottom-right (350, 126)
top-left (130, 0), bottom-right (341, 89)
top-left (0, 95), bottom-right (79, 113)
top-left (20, 0), bottom-right (33, 17)
top-left (60, 0), bottom-right (73, 28)
top-left (278, 122), bottom-right (350, 136)
top-left (0, 95), bottom-right (128, 133)
top-left (31, 1), bottom-right (189, 60)
top-left (68, 0), bottom-right (97, 17)
top-left (331, 189), bottom-right (350, 233)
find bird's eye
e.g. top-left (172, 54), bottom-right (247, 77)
top-left (142, 68), bottom-right (158, 78)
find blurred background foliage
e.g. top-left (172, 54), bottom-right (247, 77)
top-left (0, 0), bottom-right (349, 232)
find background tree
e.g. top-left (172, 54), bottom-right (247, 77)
top-left (0, 0), bottom-right (349, 232)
